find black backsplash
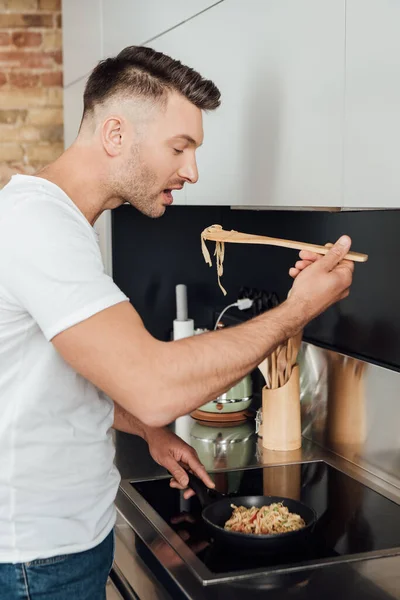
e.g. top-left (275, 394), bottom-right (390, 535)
top-left (112, 205), bottom-right (400, 371)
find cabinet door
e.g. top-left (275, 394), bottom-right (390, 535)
top-left (151, 0), bottom-right (345, 207)
top-left (102, 0), bottom-right (218, 58)
top-left (62, 0), bottom-right (102, 87)
top-left (344, 0), bottom-right (400, 208)
top-left (63, 76), bottom-right (86, 149)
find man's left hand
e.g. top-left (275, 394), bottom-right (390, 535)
top-left (146, 427), bottom-right (215, 499)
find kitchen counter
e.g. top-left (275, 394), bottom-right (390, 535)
top-left (113, 416), bottom-right (400, 600)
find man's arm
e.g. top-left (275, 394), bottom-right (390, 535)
top-left (112, 400), bottom-right (147, 438)
top-left (53, 236), bottom-right (354, 428)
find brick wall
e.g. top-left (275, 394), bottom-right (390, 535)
top-left (0, 0), bottom-right (63, 189)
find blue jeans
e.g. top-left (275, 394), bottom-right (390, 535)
top-left (0, 529), bottom-right (114, 600)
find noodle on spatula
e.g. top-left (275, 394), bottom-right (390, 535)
top-left (201, 224), bottom-right (227, 295)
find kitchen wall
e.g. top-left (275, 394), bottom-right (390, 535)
top-left (0, 0), bottom-right (63, 189)
top-left (113, 205), bottom-right (400, 371)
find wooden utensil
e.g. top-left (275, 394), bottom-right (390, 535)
top-left (277, 345), bottom-right (288, 387)
top-left (285, 338), bottom-right (292, 382)
top-left (258, 357), bottom-right (269, 388)
top-left (271, 348), bottom-right (277, 389)
top-left (289, 331), bottom-right (303, 377)
top-left (202, 226), bottom-right (368, 263)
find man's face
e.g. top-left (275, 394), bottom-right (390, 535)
top-left (118, 92), bottom-right (204, 218)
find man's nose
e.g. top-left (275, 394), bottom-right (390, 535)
top-left (178, 157), bottom-right (199, 184)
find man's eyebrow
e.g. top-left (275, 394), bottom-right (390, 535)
top-left (170, 134), bottom-right (202, 147)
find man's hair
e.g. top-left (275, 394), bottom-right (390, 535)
top-left (83, 46), bottom-right (221, 117)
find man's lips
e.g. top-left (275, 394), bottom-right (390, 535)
top-left (162, 190), bottom-right (173, 205)
top-left (162, 186), bottom-right (183, 205)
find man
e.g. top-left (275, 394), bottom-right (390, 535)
top-left (0, 46), bottom-right (354, 599)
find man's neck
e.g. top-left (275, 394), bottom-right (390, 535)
top-left (35, 144), bottom-right (123, 225)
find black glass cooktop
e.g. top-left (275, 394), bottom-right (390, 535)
top-left (131, 461), bottom-right (400, 580)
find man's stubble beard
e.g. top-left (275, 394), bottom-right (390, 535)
top-left (115, 144), bottom-right (162, 218)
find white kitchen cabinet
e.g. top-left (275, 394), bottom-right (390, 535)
top-left (151, 0), bottom-right (345, 207)
top-left (62, 0), bottom-right (102, 87)
top-left (343, 0), bottom-right (400, 209)
top-left (102, 0), bottom-right (219, 58)
top-left (63, 76), bottom-right (86, 149)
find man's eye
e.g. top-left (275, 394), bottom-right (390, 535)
top-left (173, 148), bottom-right (184, 155)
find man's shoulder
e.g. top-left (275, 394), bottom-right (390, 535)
top-left (0, 176), bottom-right (89, 235)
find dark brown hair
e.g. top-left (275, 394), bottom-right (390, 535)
top-left (83, 46), bottom-right (221, 117)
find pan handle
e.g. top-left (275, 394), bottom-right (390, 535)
top-left (187, 472), bottom-right (223, 508)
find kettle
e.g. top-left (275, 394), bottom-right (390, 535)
top-left (190, 420), bottom-right (254, 473)
top-left (195, 308), bottom-right (253, 414)
top-left (198, 373), bottom-right (252, 414)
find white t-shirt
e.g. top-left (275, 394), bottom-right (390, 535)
top-left (0, 174), bottom-right (129, 563)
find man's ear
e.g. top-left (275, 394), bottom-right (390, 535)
top-left (101, 117), bottom-right (123, 157)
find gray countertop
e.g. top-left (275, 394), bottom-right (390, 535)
top-left (114, 416), bottom-right (400, 600)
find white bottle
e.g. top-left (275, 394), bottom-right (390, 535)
top-left (173, 284), bottom-right (194, 340)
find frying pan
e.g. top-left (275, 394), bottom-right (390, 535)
top-left (187, 473), bottom-right (317, 552)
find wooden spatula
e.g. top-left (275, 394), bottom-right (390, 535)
top-left (276, 345), bottom-right (288, 388)
top-left (201, 225), bottom-right (368, 263)
top-left (287, 331), bottom-right (303, 379)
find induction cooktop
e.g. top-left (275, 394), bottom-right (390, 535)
top-left (129, 461), bottom-right (400, 586)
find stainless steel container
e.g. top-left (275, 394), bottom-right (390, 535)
top-left (190, 420), bottom-right (254, 473)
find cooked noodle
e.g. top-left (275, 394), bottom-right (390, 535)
top-left (224, 502), bottom-right (306, 535)
top-left (201, 224), bottom-right (227, 295)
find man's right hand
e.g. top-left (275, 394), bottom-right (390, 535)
top-left (287, 235), bottom-right (354, 323)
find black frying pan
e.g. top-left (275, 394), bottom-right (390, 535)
top-left (187, 473), bottom-right (317, 553)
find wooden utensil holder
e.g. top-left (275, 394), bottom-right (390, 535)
top-left (262, 365), bottom-right (301, 451)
